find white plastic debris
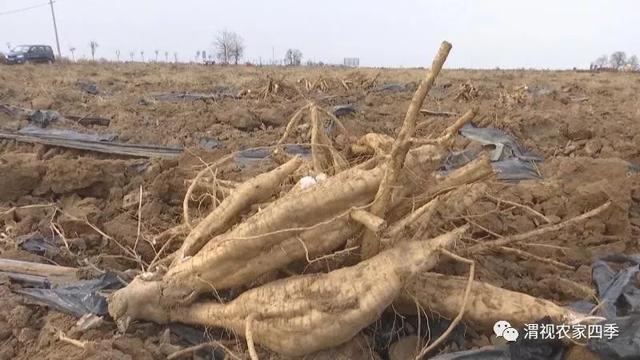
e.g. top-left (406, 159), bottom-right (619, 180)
top-left (299, 176), bottom-right (317, 189)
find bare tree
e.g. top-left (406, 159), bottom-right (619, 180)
top-left (627, 55), bottom-right (639, 71)
top-left (202, 50), bottom-right (207, 62)
top-left (69, 46), bottom-right (76, 61)
top-left (196, 50), bottom-right (201, 62)
top-left (595, 56), bottom-right (608, 67)
top-left (140, 51), bottom-right (145, 62)
top-left (215, 30), bottom-right (244, 64)
top-left (154, 49), bottom-right (160, 62)
top-left (165, 51), bottom-right (169, 62)
top-left (284, 49), bottom-right (303, 66)
top-left (89, 40), bottom-right (99, 61)
top-left (129, 51), bottom-right (135, 62)
top-left (609, 51), bottom-right (627, 69)
top-left (174, 52), bottom-right (178, 63)
top-left (214, 31), bottom-right (231, 64)
top-left (230, 34), bottom-right (244, 65)
top-left (591, 55), bottom-right (608, 69)
top-left (116, 49), bottom-right (121, 62)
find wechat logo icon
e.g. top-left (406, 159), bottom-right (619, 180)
top-left (494, 320), bottom-right (519, 342)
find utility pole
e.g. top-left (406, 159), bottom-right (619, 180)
top-left (49, 0), bottom-right (62, 58)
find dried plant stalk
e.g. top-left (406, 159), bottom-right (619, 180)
top-left (362, 41), bottom-right (452, 259)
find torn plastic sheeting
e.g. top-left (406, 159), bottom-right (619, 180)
top-left (16, 272), bottom-right (124, 317)
top-left (567, 299), bottom-right (596, 314)
top-left (442, 149), bottom-right (481, 171)
top-left (492, 159), bottom-right (542, 182)
top-left (332, 104), bottom-right (357, 117)
top-left (169, 324), bottom-right (227, 360)
top-left (18, 125), bottom-right (118, 142)
top-left (592, 254), bottom-right (640, 319)
top-left (6, 273), bottom-right (51, 289)
top-left (441, 122), bottom-right (543, 182)
top-left (459, 123), bottom-right (542, 162)
top-left (17, 233), bottom-right (60, 257)
top-left (170, 324), bottom-right (211, 345)
top-left (76, 81), bottom-right (100, 95)
top-left (235, 145), bottom-right (311, 165)
top-left (28, 110), bottom-right (60, 128)
top-left (566, 255), bottom-right (640, 359)
top-left (128, 160), bottom-right (150, 174)
top-left (432, 317), bottom-right (565, 360)
top-left (567, 254), bottom-right (640, 319)
top-left (442, 150), bottom-right (541, 182)
top-left (199, 137), bottom-right (219, 150)
top-left (588, 315), bottom-right (640, 360)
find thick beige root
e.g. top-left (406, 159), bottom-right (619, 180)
top-left (108, 144), bottom-right (480, 320)
top-left (351, 133), bottom-right (394, 156)
top-left (161, 144), bottom-right (455, 300)
top-left (107, 214), bottom-right (360, 332)
top-left (350, 209), bottom-right (387, 235)
top-left (108, 166), bottom-right (386, 318)
top-left (162, 166), bottom-right (385, 302)
top-left (175, 156), bottom-right (303, 262)
top-left (109, 228), bottom-right (467, 356)
top-left (398, 272), bottom-right (583, 331)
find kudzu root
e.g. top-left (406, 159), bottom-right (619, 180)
top-left (109, 228), bottom-right (467, 356)
top-left (398, 272), bottom-right (584, 331)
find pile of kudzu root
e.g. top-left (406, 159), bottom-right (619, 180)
top-left (107, 42), bottom-right (607, 359)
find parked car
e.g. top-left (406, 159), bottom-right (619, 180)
top-left (6, 45), bottom-right (55, 64)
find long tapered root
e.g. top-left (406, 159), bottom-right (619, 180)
top-left (175, 156), bottom-right (304, 262)
top-left (110, 229), bottom-right (466, 356)
top-left (397, 273), bottom-right (583, 331)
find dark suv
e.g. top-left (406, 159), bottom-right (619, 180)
top-left (6, 45), bottom-right (55, 64)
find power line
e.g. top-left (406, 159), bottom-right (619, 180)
top-left (49, 0), bottom-right (62, 57)
top-left (0, 1), bottom-right (57, 16)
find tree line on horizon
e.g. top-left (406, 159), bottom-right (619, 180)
top-left (591, 51), bottom-right (639, 71)
top-left (59, 30), bottom-right (308, 66)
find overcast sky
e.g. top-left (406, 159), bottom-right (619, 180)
top-left (1, 0), bottom-right (638, 68)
